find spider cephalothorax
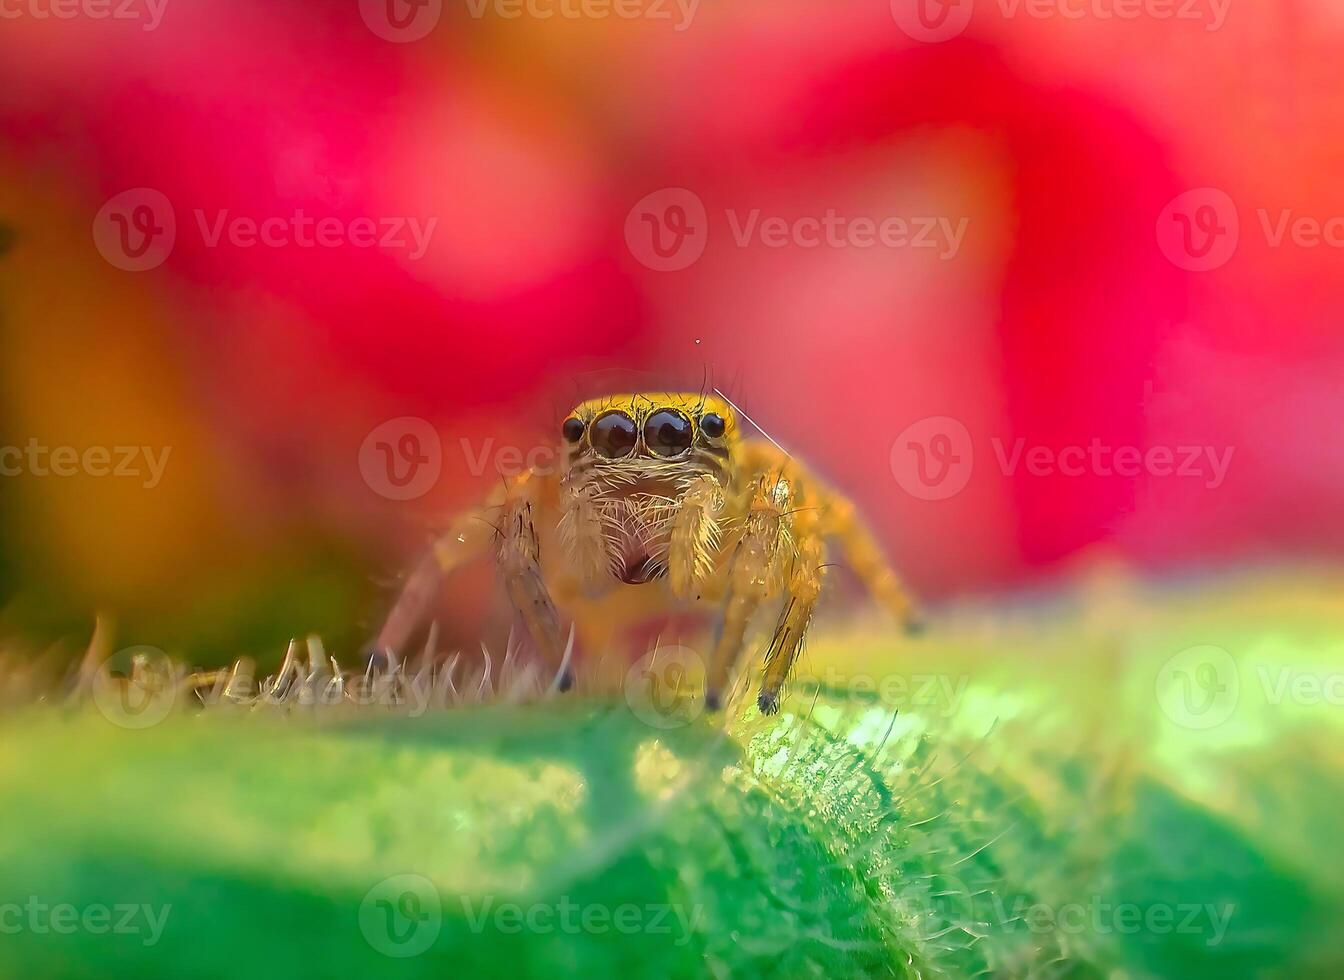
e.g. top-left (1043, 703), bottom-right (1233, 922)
top-left (373, 392), bottom-right (920, 714)
top-left (556, 393), bottom-right (736, 588)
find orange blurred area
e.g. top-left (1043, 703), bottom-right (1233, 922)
top-left (1, 0), bottom-right (1343, 664)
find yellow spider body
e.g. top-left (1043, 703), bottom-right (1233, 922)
top-left (375, 392), bottom-right (920, 713)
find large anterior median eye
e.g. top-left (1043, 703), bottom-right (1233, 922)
top-left (591, 411), bottom-right (638, 458)
top-left (643, 409), bottom-right (693, 457)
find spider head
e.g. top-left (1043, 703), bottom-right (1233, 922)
top-left (560, 392), bottom-right (737, 472)
top-left (559, 392), bottom-right (739, 584)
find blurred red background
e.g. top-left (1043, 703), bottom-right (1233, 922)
top-left (1, 0), bottom-right (1341, 663)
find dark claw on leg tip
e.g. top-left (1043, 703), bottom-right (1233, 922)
top-left (704, 690), bottom-right (722, 712)
top-left (904, 618), bottom-right (927, 637)
top-left (555, 669), bottom-right (574, 693)
top-left (757, 691), bottom-right (780, 715)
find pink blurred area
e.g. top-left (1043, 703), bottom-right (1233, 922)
top-left (1, 0), bottom-right (1342, 657)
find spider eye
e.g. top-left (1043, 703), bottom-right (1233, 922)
top-left (644, 409), bottom-right (693, 457)
top-left (591, 411), bottom-right (638, 458)
top-left (700, 412), bottom-right (726, 439)
top-left (561, 417), bottom-right (585, 444)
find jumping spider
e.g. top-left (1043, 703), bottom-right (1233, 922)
top-left (373, 392), bottom-right (922, 714)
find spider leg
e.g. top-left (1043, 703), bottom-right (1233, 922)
top-left (372, 469), bottom-right (574, 689)
top-left (370, 478), bottom-right (522, 658)
top-left (821, 492), bottom-right (923, 632)
top-left (757, 530), bottom-right (826, 715)
top-left (704, 472), bottom-right (792, 710)
top-left (495, 481), bottom-right (573, 689)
